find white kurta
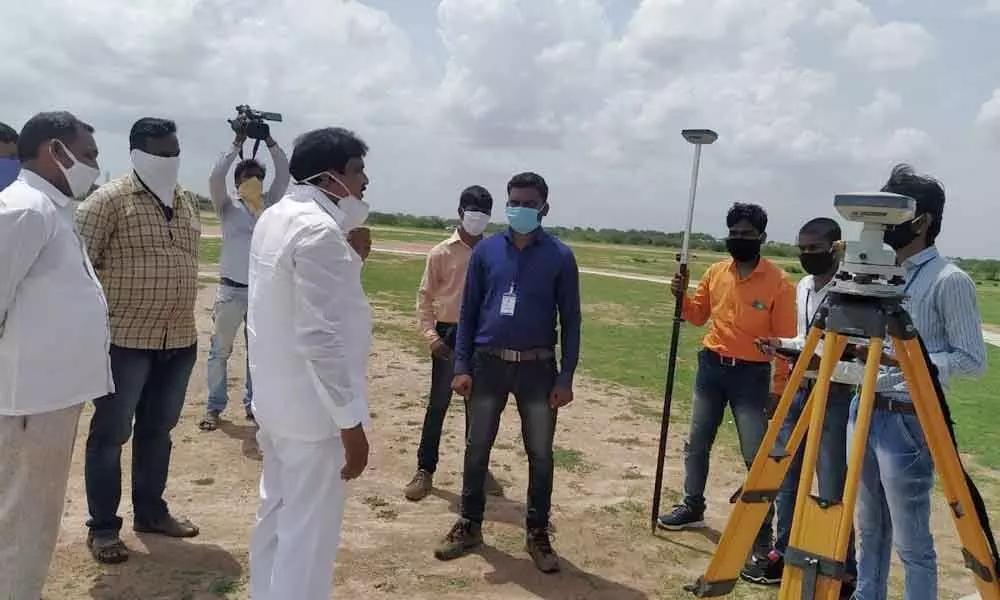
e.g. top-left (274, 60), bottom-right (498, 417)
top-left (246, 184), bottom-right (372, 600)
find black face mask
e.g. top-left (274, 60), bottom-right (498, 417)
top-left (726, 237), bottom-right (762, 263)
top-left (883, 219), bottom-right (919, 250)
top-left (799, 250), bottom-right (836, 276)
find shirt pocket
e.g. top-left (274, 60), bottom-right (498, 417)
top-left (735, 289), bottom-right (772, 335)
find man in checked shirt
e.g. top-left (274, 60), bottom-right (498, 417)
top-left (404, 185), bottom-right (504, 501)
top-left (76, 117), bottom-right (201, 565)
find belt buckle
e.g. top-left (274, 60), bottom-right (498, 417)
top-left (720, 354), bottom-right (737, 367)
top-left (501, 349), bottom-right (521, 362)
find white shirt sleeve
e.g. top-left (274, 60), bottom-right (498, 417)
top-left (779, 276), bottom-right (811, 351)
top-left (0, 203), bottom-right (48, 327)
top-left (291, 224), bottom-right (366, 430)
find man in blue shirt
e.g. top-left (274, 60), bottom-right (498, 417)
top-left (433, 171), bottom-right (581, 574)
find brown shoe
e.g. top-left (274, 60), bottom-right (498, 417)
top-left (484, 470), bottom-right (504, 497)
top-left (526, 527), bottom-right (560, 573)
top-left (434, 518), bottom-right (482, 561)
top-left (404, 470), bottom-right (433, 501)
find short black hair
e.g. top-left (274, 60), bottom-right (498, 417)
top-left (234, 159), bottom-right (266, 182)
top-left (289, 127), bottom-right (368, 182)
top-left (506, 171), bottom-right (549, 201)
top-left (459, 185), bottom-right (493, 210)
top-left (129, 117), bottom-right (177, 151)
top-left (880, 163), bottom-right (945, 245)
top-left (0, 122), bottom-right (17, 144)
top-left (17, 111), bottom-right (94, 161)
top-left (799, 217), bottom-right (842, 245)
top-left (726, 202), bottom-right (768, 233)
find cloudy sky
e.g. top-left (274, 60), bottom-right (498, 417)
top-left (3, 0), bottom-right (999, 257)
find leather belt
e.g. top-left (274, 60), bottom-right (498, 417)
top-left (480, 347), bottom-right (554, 362)
top-left (874, 394), bottom-right (916, 414)
top-left (702, 348), bottom-right (768, 367)
top-left (220, 277), bottom-right (248, 289)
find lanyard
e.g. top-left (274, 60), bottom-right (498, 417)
top-left (903, 259), bottom-right (931, 293)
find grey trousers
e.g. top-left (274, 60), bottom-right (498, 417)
top-left (0, 404), bottom-right (82, 600)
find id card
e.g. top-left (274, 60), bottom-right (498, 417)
top-left (500, 290), bottom-right (517, 316)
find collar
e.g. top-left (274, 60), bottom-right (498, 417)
top-left (127, 170), bottom-right (181, 204)
top-left (445, 229), bottom-right (470, 248)
top-left (18, 169), bottom-right (73, 207)
top-left (503, 227), bottom-right (546, 247)
top-left (727, 256), bottom-right (768, 278)
top-left (902, 246), bottom-right (939, 271)
top-left (288, 183), bottom-right (349, 230)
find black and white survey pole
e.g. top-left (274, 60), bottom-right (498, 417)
top-left (650, 128), bottom-right (718, 534)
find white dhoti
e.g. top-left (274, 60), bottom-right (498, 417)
top-left (250, 429), bottom-right (347, 600)
top-left (0, 403), bottom-right (82, 600)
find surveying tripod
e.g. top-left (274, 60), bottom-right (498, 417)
top-left (683, 285), bottom-right (1000, 600)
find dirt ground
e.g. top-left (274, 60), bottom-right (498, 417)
top-left (42, 283), bottom-right (983, 599)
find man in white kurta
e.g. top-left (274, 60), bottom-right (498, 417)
top-left (0, 112), bottom-right (113, 599)
top-left (247, 126), bottom-right (373, 600)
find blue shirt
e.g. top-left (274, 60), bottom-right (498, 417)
top-left (454, 228), bottom-right (582, 387)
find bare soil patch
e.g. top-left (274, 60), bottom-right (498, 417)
top-left (42, 286), bottom-right (979, 599)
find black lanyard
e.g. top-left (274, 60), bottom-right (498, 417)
top-left (903, 259), bottom-right (931, 294)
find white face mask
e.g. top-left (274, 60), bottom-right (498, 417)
top-left (461, 210), bottom-right (490, 236)
top-left (131, 149), bottom-right (180, 207)
top-left (305, 171), bottom-right (371, 231)
top-left (53, 141), bottom-right (100, 199)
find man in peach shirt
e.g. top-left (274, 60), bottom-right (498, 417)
top-left (656, 202), bottom-right (796, 558)
top-left (405, 186), bottom-right (503, 501)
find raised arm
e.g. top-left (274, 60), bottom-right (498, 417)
top-left (555, 249), bottom-right (582, 388)
top-left (75, 187), bottom-right (116, 270)
top-left (453, 248), bottom-right (485, 377)
top-left (208, 142), bottom-right (241, 215)
top-left (292, 225), bottom-right (367, 430)
top-left (0, 204), bottom-right (48, 322)
top-left (264, 138), bottom-right (290, 206)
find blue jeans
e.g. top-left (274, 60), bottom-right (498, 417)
top-left (206, 284), bottom-right (251, 413)
top-left (684, 350), bottom-right (771, 516)
top-left (85, 344), bottom-right (197, 536)
top-left (774, 381), bottom-right (857, 577)
top-left (849, 396), bottom-right (935, 600)
top-left (461, 351), bottom-right (557, 530)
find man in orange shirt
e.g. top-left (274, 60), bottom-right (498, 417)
top-left (405, 186), bottom-right (503, 501)
top-left (657, 203), bottom-right (796, 554)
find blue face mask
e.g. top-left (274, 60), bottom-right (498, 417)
top-left (0, 158), bottom-right (20, 191)
top-left (506, 205), bottom-right (541, 234)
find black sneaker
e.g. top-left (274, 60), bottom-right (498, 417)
top-left (740, 550), bottom-right (784, 585)
top-left (526, 527), bottom-right (560, 573)
top-left (656, 504), bottom-right (705, 531)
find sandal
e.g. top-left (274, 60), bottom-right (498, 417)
top-left (199, 409), bottom-right (221, 431)
top-left (87, 534), bottom-right (129, 564)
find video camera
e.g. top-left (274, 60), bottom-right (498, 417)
top-left (228, 105), bottom-right (283, 141)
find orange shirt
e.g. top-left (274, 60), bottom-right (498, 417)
top-left (681, 257), bottom-right (797, 364)
top-left (417, 231), bottom-right (473, 346)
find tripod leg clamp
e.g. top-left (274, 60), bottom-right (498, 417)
top-left (785, 547), bottom-right (847, 600)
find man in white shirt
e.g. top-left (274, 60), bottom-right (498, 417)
top-left (200, 123), bottom-right (289, 431)
top-left (742, 218), bottom-right (859, 597)
top-left (247, 127), bottom-right (372, 600)
top-left (0, 111), bottom-right (112, 599)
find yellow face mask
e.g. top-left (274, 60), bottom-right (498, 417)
top-left (238, 177), bottom-right (264, 215)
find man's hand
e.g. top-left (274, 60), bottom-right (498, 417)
top-left (340, 424), bottom-right (369, 481)
top-left (430, 339), bottom-right (453, 360)
top-left (452, 374), bottom-right (472, 398)
top-left (754, 337), bottom-right (781, 357)
top-left (347, 227), bottom-right (372, 261)
top-left (850, 343), bottom-right (898, 367)
top-left (670, 271), bottom-right (690, 300)
top-left (549, 385), bottom-right (574, 409)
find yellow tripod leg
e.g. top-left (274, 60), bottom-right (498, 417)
top-left (895, 337), bottom-right (1000, 600)
top-left (686, 326), bottom-right (824, 597)
top-left (779, 336), bottom-right (880, 600)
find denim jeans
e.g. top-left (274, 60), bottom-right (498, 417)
top-left (684, 349), bottom-right (773, 541)
top-left (85, 343), bottom-right (197, 536)
top-left (774, 381), bottom-right (857, 577)
top-left (849, 395), bottom-right (935, 600)
top-left (461, 351), bottom-right (557, 530)
top-left (206, 284), bottom-right (251, 413)
top-left (416, 323), bottom-right (466, 473)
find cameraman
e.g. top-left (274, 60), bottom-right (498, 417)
top-left (200, 120), bottom-right (289, 431)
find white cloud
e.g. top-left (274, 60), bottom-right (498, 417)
top-left (0, 0), bottom-right (995, 257)
top-left (977, 89), bottom-right (1000, 144)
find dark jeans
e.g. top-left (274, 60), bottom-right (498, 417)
top-left (461, 351), bottom-right (557, 530)
top-left (684, 349), bottom-right (773, 540)
top-left (775, 381), bottom-right (857, 576)
top-left (85, 343), bottom-right (197, 536)
top-left (417, 323), bottom-right (466, 473)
